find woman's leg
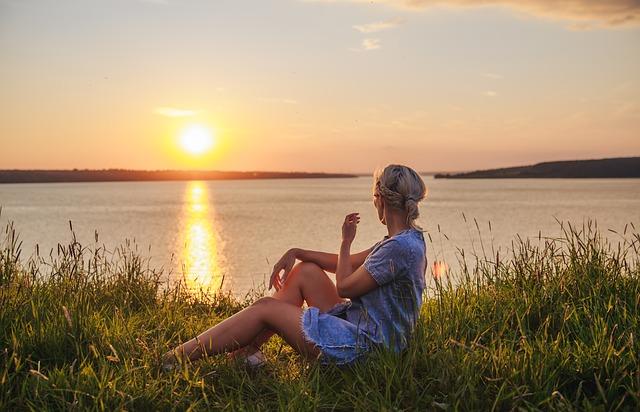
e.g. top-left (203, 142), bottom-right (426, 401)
top-left (243, 262), bottom-right (344, 351)
top-left (165, 262), bottom-right (342, 364)
top-left (169, 297), bottom-right (320, 362)
top-left (274, 262), bottom-right (344, 310)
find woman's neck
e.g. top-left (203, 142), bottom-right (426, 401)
top-left (385, 212), bottom-right (411, 238)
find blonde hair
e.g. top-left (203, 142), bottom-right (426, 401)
top-left (373, 164), bottom-right (427, 230)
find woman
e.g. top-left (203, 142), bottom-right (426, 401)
top-left (162, 164), bottom-right (427, 369)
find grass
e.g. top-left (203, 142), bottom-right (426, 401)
top-left (0, 220), bottom-right (638, 411)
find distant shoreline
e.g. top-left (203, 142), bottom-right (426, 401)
top-left (0, 169), bottom-right (358, 184)
top-left (435, 157), bottom-right (640, 179)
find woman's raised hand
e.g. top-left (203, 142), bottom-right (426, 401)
top-left (269, 248), bottom-right (297, 291)
top-left (342, 212), bottom-right (360, 244)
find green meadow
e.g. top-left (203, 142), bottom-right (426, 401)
top-left (1, 221), bottom-right (638, 411)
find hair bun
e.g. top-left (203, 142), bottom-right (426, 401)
top-left (404, 198), bottom-right (419, 222)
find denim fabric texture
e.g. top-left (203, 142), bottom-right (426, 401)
top-left (301, 228), bottom-right (427, 365)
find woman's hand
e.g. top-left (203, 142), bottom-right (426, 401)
top-left (342, 212), bottom-right (360, 244)
top-left (269, 248), bottom-right (298, 291)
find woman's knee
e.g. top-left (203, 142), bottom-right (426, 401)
top-left (279, 262), bottom-right (320, 292)
top-left (287, 262), bottom-right (324, 284)
top-left (251, 297), bottom-right (280, 315)
top-left (250, 297), bottom-right (296, 325)
top-left (249, 297), bottom-right (279, 322)
top-left (293, 261), bottom-right (323, 274)
top-left (253, 296), bottom-right (277, 307)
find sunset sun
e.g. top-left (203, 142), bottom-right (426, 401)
top-left (179, 124), bottom-right (215, 155)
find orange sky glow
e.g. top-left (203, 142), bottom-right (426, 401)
top-left (1, 0), bottom-right (638, 173)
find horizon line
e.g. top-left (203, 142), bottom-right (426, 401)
top-left (2, 154), bottom-right (638, 176)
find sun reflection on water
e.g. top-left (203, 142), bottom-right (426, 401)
top-left (180, 181), bottom-right (223, 293)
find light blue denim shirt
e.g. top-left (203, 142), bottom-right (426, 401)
top-left (347, 228), bottom-right (427, 349)
top-left (301, 228), bottom-right (427, 364)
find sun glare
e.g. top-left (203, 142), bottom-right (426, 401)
top-left (179, 124), bottom-right (215, 155)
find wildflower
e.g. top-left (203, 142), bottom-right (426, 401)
top-left (432, 261), bottom-right (448, 280)
top-left (62, 306), bottom-right (73, 329)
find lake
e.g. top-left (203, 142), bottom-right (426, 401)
top-left (1, 177), bottom-right (638, 295)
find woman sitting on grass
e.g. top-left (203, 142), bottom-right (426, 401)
top-left (163, 164), bottom-right (427, 369)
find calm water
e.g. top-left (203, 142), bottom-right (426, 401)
top-left (1, 177), bottom-right (639, 295)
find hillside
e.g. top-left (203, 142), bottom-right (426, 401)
top-left (0, 169), bottom-right (357, 184)
top-left (435, 157), bottom-right (640, 179)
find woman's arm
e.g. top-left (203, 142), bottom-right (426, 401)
top-left (335, 213), bottom-right (378, 298)
top-left (269, 212), bottom-right (376, 291)
top-left (269, 244), bottom-right (373, 290)
top-left (293, 246), bottom-right (373, 274)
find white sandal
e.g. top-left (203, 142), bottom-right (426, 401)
top-left (242, 350), bottom-right (266, 368)
top-left (161, 353), bottom-right (183, 372)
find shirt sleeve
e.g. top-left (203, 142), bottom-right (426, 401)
top-left (363, 239), bottom-right (407, 286)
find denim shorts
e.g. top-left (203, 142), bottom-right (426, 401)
top-left (300, 302), bottom-right (371, 365)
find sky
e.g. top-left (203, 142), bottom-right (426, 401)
top-left (1, 0), bottom-right (639, 173)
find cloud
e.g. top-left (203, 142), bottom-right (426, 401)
top-left (482, 72), bottom-right (503, 79)
top-left (362, 38), bottom-right (381, 50)
top-left (484, 90), bottom-right (498, 97)
top-left (353, 17), bottom-right (405, 33)
top-left (259, 97), bottom-right (299, 104)
top-left (155, 107), bottom-right (200, 117)
top-left (612, 101), bottom-right (640, 118)
top-left (310, 0), bottom-right (640, 28)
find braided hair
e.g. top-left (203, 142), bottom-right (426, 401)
top-left (373, 164), bottom-right (427, 230)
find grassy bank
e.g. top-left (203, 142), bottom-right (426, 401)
top-left (1, 221), bottom-right (638, 411)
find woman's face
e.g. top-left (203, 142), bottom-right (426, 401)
top-left (373, 190), bottom-right (385, 224)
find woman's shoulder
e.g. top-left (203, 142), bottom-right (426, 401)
top-left (370, 229), bottom-right (425, 257)
top-left (394, 230), bottom-right (427, 263)
top-left (395, 228), bottom-right (425, 247)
